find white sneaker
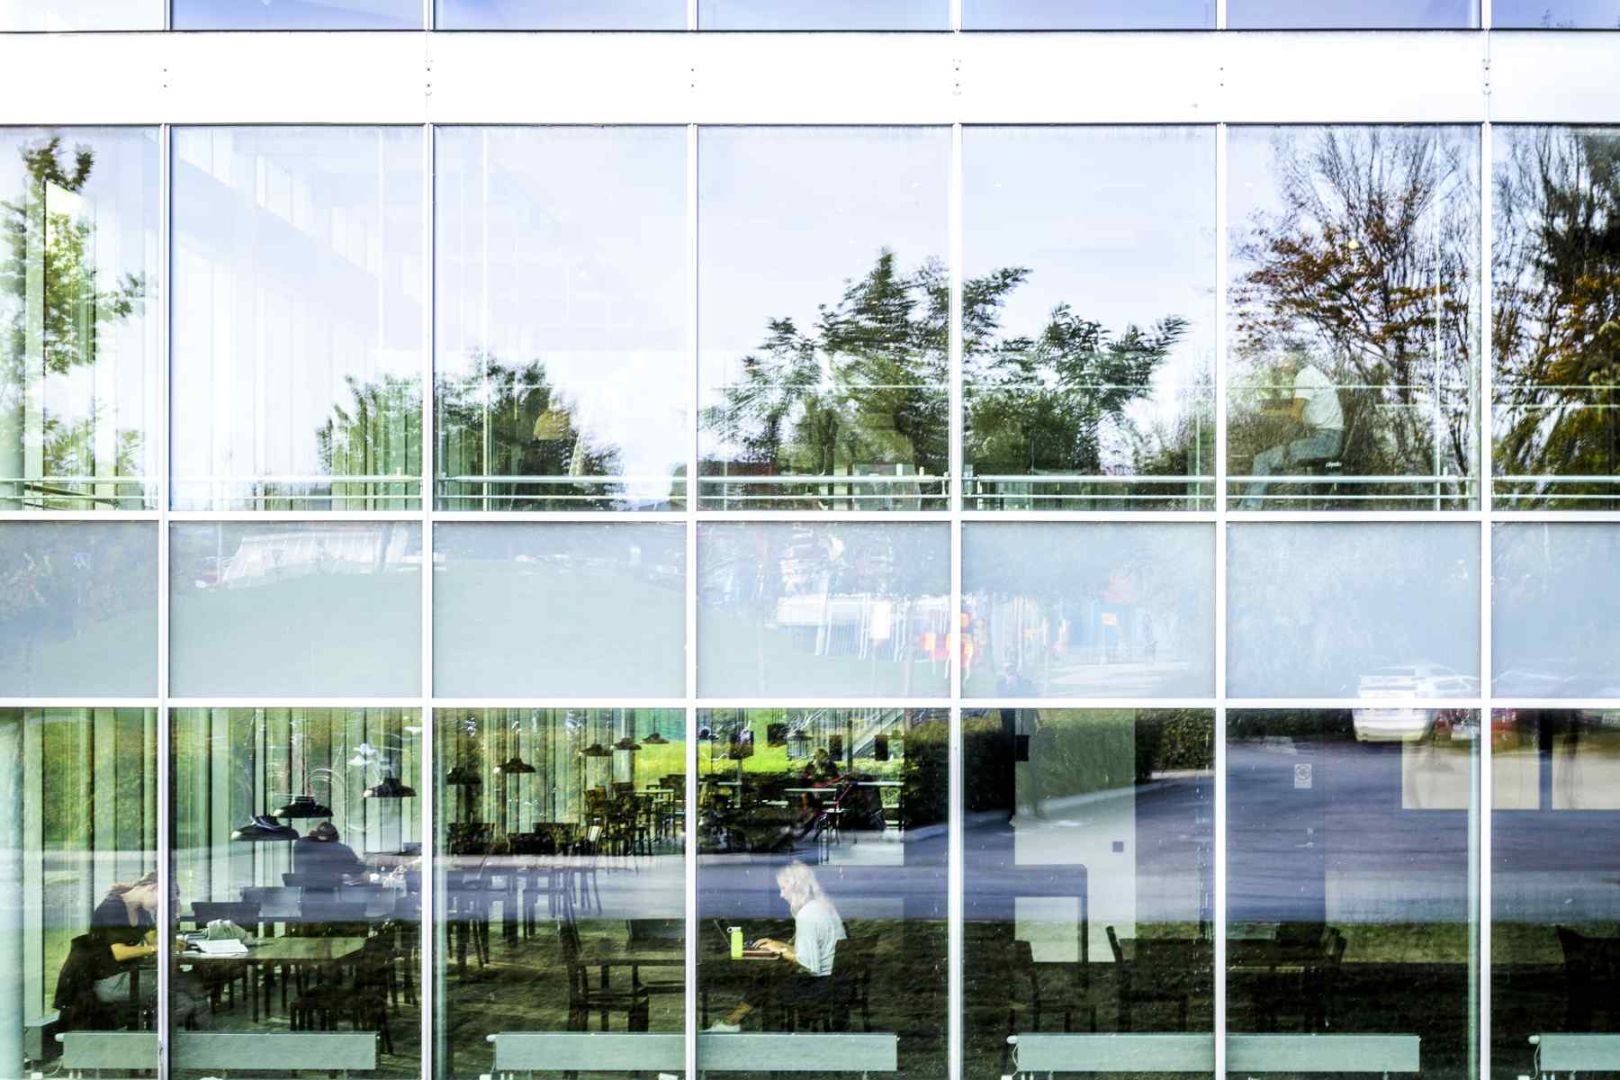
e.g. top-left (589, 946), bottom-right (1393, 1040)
top-left (707, 1021), bottom-right (741, 1033)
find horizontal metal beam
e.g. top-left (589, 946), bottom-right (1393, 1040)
top-left (0, 31), bottom-right (1613, 125)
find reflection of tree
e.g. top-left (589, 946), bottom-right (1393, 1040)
top-left (1494, 128), bottom-right (1620, 503)
top-left (704, 249), bottom-right (1195, 503)
top-left (436, 352), bottom-right (623, 510)
top-left (0, 137), bottom-right (147, 508)
top-left (308, 371), bottom-right (421, 510)
top-left (1233, 129), bottom-right (1477, 486)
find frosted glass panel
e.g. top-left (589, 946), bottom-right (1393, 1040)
top-left (172, 0), bottom-right (421, 28)
top-left (169, 523), bottom-right (422, 697)
top-left (1227, 523), bottom-right (1479, 698)
top-left (963, 523), bottom-right (1215, 698)
top-left (434, 523), bottom-right (685, 698)
top-left (437, 0), bottom-right (684, 27)
top-left (965, 0), bottom-right (1212, 27)
top-left (698, 0), bottom-right (946, 28)
top-left (1494, 0), bottom-right (1620, 25)
top-left (697, 522), bottom-right (950, 697)
top-left (0, 0), bottom-right (162, 28)
top-left (1228, 0), bottom-right (1476, 25)
top-left (1494, 524), bottom-right (1620, 697)
top-left (0, 523), bottom-right (157, 696)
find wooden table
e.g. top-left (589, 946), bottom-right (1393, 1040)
top-left (183, 936), bottom-right (370, 1021)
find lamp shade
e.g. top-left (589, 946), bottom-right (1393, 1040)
top-left (363, 774), bottom-right (418, 799)
top-left (643, 730), bottom-right (669, 746)
top-left (613, 737), bottom-right (641, 753)
top-left (495, 756), bottom-right (536, 774)
top-left (445, 764), bottom-right (482, 786)
top-left (231, 816), bottom-right (298, 842)
top-left (580, 742), bottom-right (612, 758)
top-left (271, 794), bottom-right (333, 819)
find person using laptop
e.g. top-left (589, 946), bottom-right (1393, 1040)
top-left (708, 861), bottom-right (847, 1032)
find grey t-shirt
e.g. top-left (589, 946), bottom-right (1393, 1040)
top-left (792, 896), bottom-right (847, 976)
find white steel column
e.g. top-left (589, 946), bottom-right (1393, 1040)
top-left (155, 120), bottom-right (174, 1080)
top-left (1212, 119), bottom-right (1230, 1080)
top-left (946, 119), bottom-right (965, 1080)
top-left (419, 120), bottom-right (438, 1080)
top-left (1477, 112), bottom-right (1495, 1080)
top-left (684, 120), bottom-right (701, 1080)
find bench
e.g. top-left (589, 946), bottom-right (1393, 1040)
top-left (487, 1032), bottom-right (897, 1076)
top-left (1531, 1033), bottom-right (1620, 1076)
top-left (488, 1032), bottom-right (683, 1073)
top-left (1011, 1033), bottom-right (1418, 1077)
top-left (58, 1032), bottom-right (376, 1075)
top-left (699, 1033), bottom-right (897, 1074)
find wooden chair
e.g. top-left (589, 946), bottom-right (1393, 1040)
top-left (559, 922), bottom-right (649, 1032)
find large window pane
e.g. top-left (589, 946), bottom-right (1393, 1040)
top-left (0, 129), bottom-right (159, 510)
top-left (964, 127), bottom-right (1215, 509)
top-left (1494, 1), bottom-right (1620, 26)
top-left (1491, 709), bottom-right (1620, 1080)
top-left (436, 0), bottom-right (684, 27)
top-left (0, 1), bottom-right (162, 29)
top-left (964, 0), bottom-right (1211, 29)
top-left (1226, 523), bottom-right (1479, 699)
top-left (1227, 0), bottom-right (1477, 26)
top-left (699, 128), bottom-right (950, 510)
top-left (697, 708), bottom-right (946, 1080)
top-left (0, 522), bottom-right (157, 697)
top-left (172, 127), bottom-right (424, 511)
top-left (169, 523), bottom-right (422, 698)
top-left (172, 0), bottom-right (421, 28)
top-left (1, 708), bottom-right (158, 1078)
top-left (1228, 710), bottom-right (1476, 1080)
top-left (170, 707), bottom-right (421, 1079)
top-left (1493, 523), bottom-right (1620, 696)
top-left (963, 709), bottom-right (1215, 1080)
top-left (1493, 127), bottom-right (1620, 507)
top-left (433, 524), bottom-right (685, 698)
top-left (697, 522), bottom-right (950, 698)
top-left (434, 708), bottom-right (686, 1080)
top-left (962, 523), bottom-right (1215, 698)
top-left (1228, 126), bottom-right (1480, 509)
top-left (697, 1), bottom-right (946, 28)
top-left (436, 127), bottom-right (687, 511)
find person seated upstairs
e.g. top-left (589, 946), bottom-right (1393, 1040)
top-left (292, 821), bottom-right (366, 888)
top-left (1243, 351), bottom-right (1345, 508)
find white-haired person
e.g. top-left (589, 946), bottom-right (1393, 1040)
top-left (708, 861), bottom-right (847, 1032)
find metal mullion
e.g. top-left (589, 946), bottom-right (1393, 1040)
top-left (690, 509), bottom-right (953, 523)
top-left (0, 510), bottom-right (161, 522)
top-left (685, 119), bottom-right (700, 1080)
top-left (958, 509), bottom-right (1218, 523)
top-left (1213, 119), bottom-right (1229, 1080)
top-left (434, 510), bottom-right (689, 524)
top-left (947, 119), bottom-right (964, 1080)
top-left (1478, 113), bottom-right (1494, 1080)
top-left (433, 697), bottom-right (695, 710)
top-left (156, 120), bottom-right (174, 1080)
top-left (1226, 509), bottom-right (1487, 523)
top-left (1488, 510), bottom-right (1620, 522)
top-left (168, 697), bottom-right (425, 709)
top-left (0, 697), bottom-right (161, 709)
top-left (166, 509), bottom-right (422, 522)
top-left (420, 120), bottom-right (437, 1080)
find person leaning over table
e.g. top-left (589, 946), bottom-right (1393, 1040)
top-left (54, 872), bottom-right (213, 1030)
top-left (707, 861), bottom-right (847, 1032)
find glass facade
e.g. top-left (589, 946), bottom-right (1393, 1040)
top-left (1, 12), bottom-right (1617, 1080)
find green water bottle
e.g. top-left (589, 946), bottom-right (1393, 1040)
top-left (729, 926), bottom-right (743, 959)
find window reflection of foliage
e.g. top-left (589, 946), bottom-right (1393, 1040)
top-left (0, 137), bottom-right (147, 508)
top-left (704, 249), bottom-right (1199, 503)
top-left (1494, 128), bottom-right (1620, 504)
top-left (294, 369), bottom-right (421, 510)
top-left (0, 527), bottom-right (153, 631)
top-left (1232, 129), bottom-right (1477, 489)
top-left (435, 351), bottom-right (625, 510)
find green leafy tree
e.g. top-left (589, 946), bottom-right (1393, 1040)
top-left (0, 136), bottom-right (147, 508)
top-left (1493, 127), bottom-right (1620, 504)
top-left (704, 249), bottom-right (1195, 507)
top-left (436, 352), bottom-right (624, 510)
